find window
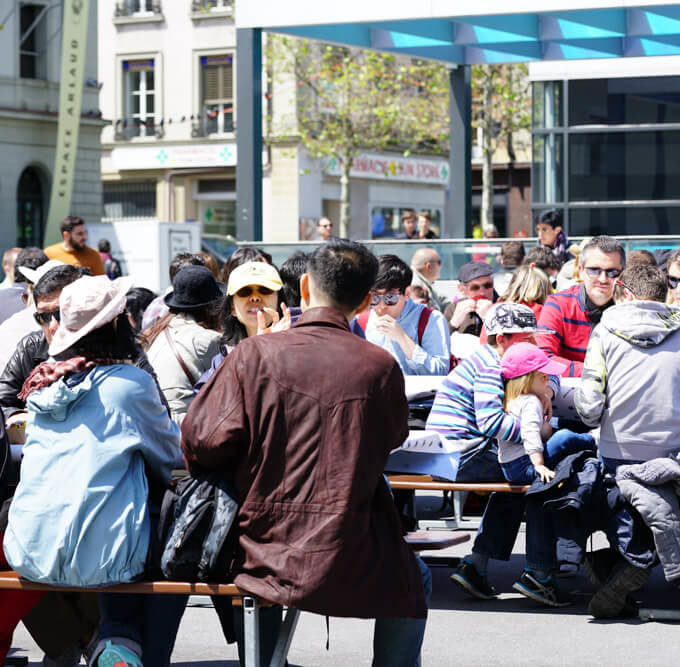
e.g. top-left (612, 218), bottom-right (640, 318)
top-left (370, 206), bottom-right (442, 239)
top-left (532, 134), bottom-right (563, 203)
top-left (115, 1), bottom-right (161, 16)
top-left (532, 81), bottom-right (562, 129)
top-left (103, 181), bottom-right (157, 220)
top-left (191, 0), bottom-right (232, 12)
top-left (121, 59), bottom-right (156, 139)
top-left (195, 55), bottom-right (234, 136)
top-left (19, 3), bottom-right (47, 79)
top-left (569, 77), bottom-right (680, 126)
top-left (569, 206), bottom-right (679, 236)
top-left (569, 131), bottom-right (680, 202)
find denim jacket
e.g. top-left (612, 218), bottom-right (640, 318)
top-left (4, 364), bottom-right (180, 586)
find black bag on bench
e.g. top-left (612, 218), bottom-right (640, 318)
top-left (159, 474), bottom-right (239, 582)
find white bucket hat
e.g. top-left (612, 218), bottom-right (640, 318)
top-left (19, 259), bottom-right (65, 285)
top-left (49, 275), bottom-right (134, 356)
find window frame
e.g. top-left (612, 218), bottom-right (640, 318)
top-left (193, 48), bottom-right (236, 138)
top-left (115, 52), bottom-right (163, 141)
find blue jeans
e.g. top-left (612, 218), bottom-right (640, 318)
top-left (601, 456), bottom-right (643, 474)
top-left (248, 557), bottom-right (432, 667)
top-left (458, 439), bottom-right (526, 561)
top-left (98, 592), bottom-right (188, 667)
top-left (523, 433), bottom-right (597, 572)
top-left (372, 556), bottom-right (432, 667)
top-left (500, 430), bottom-right (596, 485)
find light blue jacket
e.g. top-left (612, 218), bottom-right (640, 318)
top-left (4, 364), bottom-right (180, 587)
top-left (364, 298), bottom-right (451, 375)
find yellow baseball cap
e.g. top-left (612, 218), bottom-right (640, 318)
top-left (227, 261), bottom-right (283, 296)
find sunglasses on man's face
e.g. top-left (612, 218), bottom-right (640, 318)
top-left (668, 275), bottom-right (680, 290)
top-left (583, 266), bottom-right (621, 279)
top-left (466, 282), bottom-right (493, 293)
top-left (370, 292), bottom-right (402, 307)
top-left (34, 310), bottom-right (60, 326)
top-left (235, 286), bottom-right (275, 298)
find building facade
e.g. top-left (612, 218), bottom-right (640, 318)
top-left (0, 0), bottom-right (102, 250)
top-left (530, 56), bottom-right (680, 237)
top-left (99, 0), bottom-right (239, 240)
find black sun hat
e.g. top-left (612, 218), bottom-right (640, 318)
top-left (164, 265), bottom-right (225, 311)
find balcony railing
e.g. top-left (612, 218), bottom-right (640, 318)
top-left (191, 110), bottom-right (234, 137)
top-left (114, 119), bottom-right (164, 141)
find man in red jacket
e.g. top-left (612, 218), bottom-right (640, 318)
top-left (182, 239), bottom-right (430, 666)
top-left (536, 236), bottom-right (625, 377)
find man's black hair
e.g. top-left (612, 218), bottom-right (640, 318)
top-left (279, 251), bottom-right (309, 307)
top-left (373, 254), bottom-right (412, 294)
top-left (125, 286), bottom-right (157, 332)
top-left (619, 265), bottom-right (667, 302)
top-left (537, 209), bottom-right (562, 229)
top-left (169, 252), bottom-right (205, 282)
top-left (523, 246), bottom-right (562, 272)
top-left (307, 239), bottom-right (378, 312)
top-left (60, 216), bottom-right (85, 235)
top-left (13, 247), bottom-right (48, 284)
top-left (33, 265), bottom-right (81, 302)
top-left (98, 239), bottom-right (111, 253)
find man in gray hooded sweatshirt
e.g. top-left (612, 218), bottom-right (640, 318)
top-left (575, 263), bottom-right (680, 617)
top-left (576, 263), bottom-right (680, 464)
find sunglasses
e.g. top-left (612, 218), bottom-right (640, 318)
top-left (33, 310), bottom-right (60, 326)
top-left (466, 282), bottom-right (493, 292)
top-left (235, 286), bottom-right (275, 298)
top-left (584, 266), bottom-right (621, 279)
top-left (616, 279), bottom-right (637, 297)
top-left (668, 275), bottom-right (680, 289)
top-left (370, 292), bottom-right (402, 307)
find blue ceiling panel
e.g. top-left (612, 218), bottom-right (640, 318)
top-left (270, 5), bottom-right (680, 65)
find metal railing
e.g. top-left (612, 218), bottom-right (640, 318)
top-left (202, 235), bottom-right (680, 280)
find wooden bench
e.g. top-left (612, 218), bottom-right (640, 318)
top-left (0, 530), bottom-right (468, 666)
top-left (388, 474), bottom-right (529, 530)
top-left (0, 570), bottom-right (295, 667)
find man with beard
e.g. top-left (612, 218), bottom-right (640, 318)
top-left (44, 216), bottom-right (105, 275)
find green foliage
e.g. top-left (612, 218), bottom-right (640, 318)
top-left (266, 35), bottom-right (450, 171)
top-left (471, 64), bottom-right (531, 159)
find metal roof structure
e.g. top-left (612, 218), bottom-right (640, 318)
top-left (236, 1), bottom-right (680, 64)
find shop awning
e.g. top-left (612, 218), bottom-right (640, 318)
top-left (236, 1), bottom-right (680, 64)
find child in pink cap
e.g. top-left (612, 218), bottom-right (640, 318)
top-left (499, 342), bottom-right (595, 484)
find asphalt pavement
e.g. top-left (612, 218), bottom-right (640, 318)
top-left (9, 492), bottom-right (680, 666)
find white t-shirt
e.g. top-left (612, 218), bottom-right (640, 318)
top-left (498, 394), bottom-right (545, 464)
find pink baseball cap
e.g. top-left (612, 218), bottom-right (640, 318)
top-left (501, 342), bottom-right (567, 379)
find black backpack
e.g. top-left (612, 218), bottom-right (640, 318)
top-left (159, 474), bottom-right (239, 582)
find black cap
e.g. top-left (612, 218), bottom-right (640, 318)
top-left (458, 261), bottom-right (493, 284)
top-left (164, 265), bottom-right (225, 310)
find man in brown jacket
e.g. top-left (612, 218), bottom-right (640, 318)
top-left (182, 239), bottom-right (430, 665)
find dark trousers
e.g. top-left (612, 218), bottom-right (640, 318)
top-left (457, 440), bottom-right (525, 561)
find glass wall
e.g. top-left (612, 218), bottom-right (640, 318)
top-left (532, 76), bottom-right (680, 237)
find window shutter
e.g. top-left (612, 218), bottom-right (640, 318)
top-left (204, 66), bottom-right (220, 103)
top-left (202, 57), bottom-right (233, 105)
top-left (221, 63), bottom-right (233, 101)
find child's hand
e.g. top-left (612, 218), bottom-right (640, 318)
top-left (534, 464), bottom-right (555, 483)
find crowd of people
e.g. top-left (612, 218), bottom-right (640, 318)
top-left (0, 211), bottom-right (679, 666)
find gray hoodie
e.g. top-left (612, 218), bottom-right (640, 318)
top-left (575, 301), bottom-right (680, 461)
